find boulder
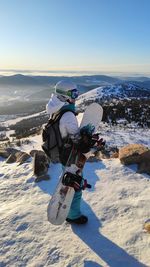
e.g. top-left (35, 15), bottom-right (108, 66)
top-left (137, 150), bottom-right (150, 175)
top-left (111, 151), bottom-right (119, 158)
top-left (16, 152), bottom-right (31, 165)
top-left (30, 150), bottom-right (40, 157)
top-left (33, 150), bottom-right (49, 177)
top-left (6, 151), bottom-right (30, 164)
top-left (6, 153), bottom-right (17, 163)
top-left (144, 219), bottom-right (150, 233)
top-left (0, 148), bottom-right (19, 158)
top-left (119, 144), bottom-right (149, 165)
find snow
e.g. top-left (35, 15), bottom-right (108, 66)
top-left (77, 87), bottom-right (103, 105)
top-left (99, 125), bottom-right (150, 148)
top-left (2, 110), bottom-right (46, 127)
top-left (77, 83), bottom-right (150, 106)
top-left (0, 125), bottom-right (150, 267)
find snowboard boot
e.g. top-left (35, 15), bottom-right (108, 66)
top-left (66, 215), bottom-right (88, 224)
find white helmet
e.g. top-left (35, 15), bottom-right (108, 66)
top-left (55, 80), bottom-right (79, 102)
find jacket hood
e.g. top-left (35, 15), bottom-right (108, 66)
top-left (46, 93), bottom-right (65, 116)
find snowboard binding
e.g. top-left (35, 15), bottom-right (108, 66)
top-left (62, 172), bottom-right (91, 191)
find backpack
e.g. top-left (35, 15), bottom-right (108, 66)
top-left (42, 109), bottom-right (75, 163)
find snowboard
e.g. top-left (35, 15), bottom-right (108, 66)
top-left (80, 103), bottom-right (103, 130)
top-left (47, 103), bottom-right (103, 225)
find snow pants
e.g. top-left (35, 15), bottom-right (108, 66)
top-left (67, 190), bottom-right (82, 219)
top-left (62, 165), bottom-right (82, 219)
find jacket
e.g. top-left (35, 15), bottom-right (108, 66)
top-left (46, 94), bottom-right (79, 139)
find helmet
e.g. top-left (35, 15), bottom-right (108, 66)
top-left (55, 80), bottom-right (79, 102)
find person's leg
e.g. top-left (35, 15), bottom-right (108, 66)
top-left (66, 177), bottom-right (88, 224)
top-left (62, 165), bottom-right (88, 224)
top-left (67, 190), bottom-right (82, 219)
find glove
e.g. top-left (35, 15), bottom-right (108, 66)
top-left (77, 124), bottom-right (95, 153)
top-left (91, 135), bottom-right (106, 147)
top-left (80, 124), bottom-right (95, 137)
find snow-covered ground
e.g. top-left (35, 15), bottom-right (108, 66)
top-left (0, 124), bottom-right (150, 267)
top-left (0, 110), bottom-right (46, 126)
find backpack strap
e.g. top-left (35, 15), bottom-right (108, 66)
top-left (51, 108), bottom-right (76, 122)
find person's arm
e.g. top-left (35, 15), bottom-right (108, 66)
top-left (59, 112), bottom-right (79, 139)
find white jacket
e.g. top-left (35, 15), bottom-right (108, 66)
top-left (46, 94), bottom-right (79, 139)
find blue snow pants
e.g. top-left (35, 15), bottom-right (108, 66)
top-left (62, 165), bottom-right (82, 219)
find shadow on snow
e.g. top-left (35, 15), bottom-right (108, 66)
top-left (71, 199), bottom-right (147, 267)
top-left (36, 161), bottom-right (147, 267)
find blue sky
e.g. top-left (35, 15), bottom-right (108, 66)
top-left (0, 0), bottom-right (150, 75)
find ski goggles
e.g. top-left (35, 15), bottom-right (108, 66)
top-left (67, 88), bottom-right (79, 99)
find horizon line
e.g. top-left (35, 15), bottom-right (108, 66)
top-left (0, 69), bottom-right (150, 77)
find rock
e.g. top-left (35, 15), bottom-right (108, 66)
top-left (30, 150), bottom-right (39, 157)
top-left (6, 151), bottom-right (30, 164)
top-left (0, 148), bottom-right (19, 158)
top-left (119, 144), bottom-right (149, 165)
top-left (16, 152), bottom-right (30, 165)
top-left (143, 219), bottom-right (150, 233)
top-left (6, 153), bottom-right (17, 163)
top-left (137, 150), bottom-right (150, 175)
top-left (111, 152), bottom-right (119, 158)
top-left (1, 148), bottom-right (30, 164)
top-left (33, 150), bottom-right (49, 177)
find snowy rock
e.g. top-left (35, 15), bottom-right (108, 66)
top-left (119, 144), bottom-right (149, 165)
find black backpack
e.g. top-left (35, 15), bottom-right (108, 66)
top-left (42, 109), bottom-right (75, 162)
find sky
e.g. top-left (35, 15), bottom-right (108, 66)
top-left (0, 0), bottom-right (150, 75)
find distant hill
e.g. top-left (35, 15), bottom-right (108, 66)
top-left (121, 76), bottom-right (150, 82)
top-left (1, 74), bottom-right (150, 91)
top-left (128, 80), bottom-right (150, 90)
top-left (77, 82), bottom-right (150, 127)
top-left (78, 82), bottom-right (150, 104)
top-left (0, 74), bottom-right (40, 86)
top-left (0, 74), bottom-right (121, 87)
